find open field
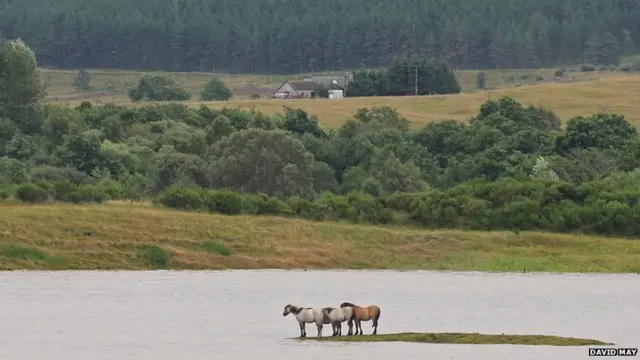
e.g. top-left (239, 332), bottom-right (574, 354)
top-left (189, 74), bottom-right (640, 129)
top-left (45, 67), bottom-right (640, 129)
top-left (1, 202), bottom-right (640, 271)
top-left (43, 67), bottom-right (565, 102)
top-left (294, 332), bottom-right (613, 346)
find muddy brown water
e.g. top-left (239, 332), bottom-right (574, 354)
top-left (0, 270), bottom-right (637, 360)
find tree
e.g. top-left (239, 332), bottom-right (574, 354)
top-left (73, 69), bottom-right (92, 91)
top-left (583, 32), bottom-right (621, 66)
top-left (128, 75), bottom-right (191, 102)
top-left (621, 29), bottom-right (635, 56)
top-left (529, 155), bottom-right (559, 181)
top-left (0, 38), bottom-right (46, 134)
top-left (206, 129), bottom-right (318, 199)
top-left (2, 0), bottom-right (640, 73)
top-left (347, 56), bottom-right (460, 97)
top-left (476, 72), bottom-right (486, 89)
top-left (556, 113), bottom-right (637, 153)
top-left (199, 77), bottom-right (232, 101)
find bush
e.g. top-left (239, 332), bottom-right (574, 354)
top-left (199, 78), bottom-right (232, 101)
top-left (244, 193), bottom-right (291, 215)
top-left (619, 61), bottom-right (640, 72)
top-left (580, 64), bottom-right (596, 72)
top-left (0, 184), bottom-right (15, 200)
top-left (554, 68), bottom-right (565, 77)
top-left (140, 244), bottom-right (169, 268)
top-left (203, 190), bottom-right (243, 215)
top-left (50, 181), bottom-right (78, 202)
top-left (15, 183), bottom-right (49, 203)
top-left (160, 187), bottom-right (204, 209)
top-left (69, 185), bottom-right (109, 203)
top-left (287, 196), bottom-right (332, 221)
top-left (128, 74), bottom-right (191, 102)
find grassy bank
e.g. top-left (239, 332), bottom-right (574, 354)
top-left (1, 202), bottom-right (640, 271)
top-left (295, 332), bottom-right (613, 346)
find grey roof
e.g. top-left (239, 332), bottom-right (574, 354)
top-left (288, 81), bottom-right (317, 91)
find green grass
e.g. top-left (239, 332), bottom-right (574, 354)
top-left (294, 332), bottom-right (614, 346)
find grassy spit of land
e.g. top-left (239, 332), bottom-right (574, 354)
top-left (294, 332), bottom-right (613, 346)
top-left (1, 201), bottom-right (640, 272)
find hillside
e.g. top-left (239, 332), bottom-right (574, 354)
top-left (1, 202), bottom-right (639, 272)
top-left (1, 0), bottom-right (639, 73)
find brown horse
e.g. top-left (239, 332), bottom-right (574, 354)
top-left (340, 302), bottom-right (381, 335)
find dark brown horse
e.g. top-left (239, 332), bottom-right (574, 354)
top-left (340, 302), bottom-right (381, 335)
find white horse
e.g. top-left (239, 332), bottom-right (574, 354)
top-left (282, 304), bottom-right (331, 338)
top-left (322, 306), bottom-right (356, 336)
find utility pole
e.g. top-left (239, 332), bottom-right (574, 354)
top-left (414, 63), bottom-right (418, 96)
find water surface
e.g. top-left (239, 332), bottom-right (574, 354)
top-left (0, 270), bottom-right (637, 360)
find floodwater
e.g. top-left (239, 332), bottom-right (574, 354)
top-left (0, 270), bottom-right (638, 360)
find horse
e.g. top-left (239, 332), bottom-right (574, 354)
top-left (340, 302), bottom-right (381, 335)
top-left (282, 304), bottom-right (331, 338)
top-left (322, 306), bottom-right (356, 336)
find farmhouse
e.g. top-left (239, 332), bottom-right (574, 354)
top-left (273, 74), bottom-right (351, 99)
top-left (273, 80), bottom-right (317, 98)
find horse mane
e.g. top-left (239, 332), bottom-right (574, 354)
top-left (340, 302), bottom-right (357, 308)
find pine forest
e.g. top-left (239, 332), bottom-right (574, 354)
top-left (1, 0), bottom-right (639, 74)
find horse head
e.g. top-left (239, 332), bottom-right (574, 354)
top-left (340, 302), bottom-right (356, 308)
top-left (283, 304), bottom-right (295, 316)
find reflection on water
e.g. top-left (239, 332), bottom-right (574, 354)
top-left (0, 270), bottom-right (638, 360)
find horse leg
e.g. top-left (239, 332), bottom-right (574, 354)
top-left (372, 309), bottom-right (381, 335)
top-left (316, 323), bottom-right (323, 338)
top-left (331, 322), bottom-right (336, 336)
top-left (299, 321), bottom-right (306, 338)
top-left (358, 320), bottom-right (363, 335)
top-left (347, 318), bottom-right (353, 336)
top-left (338, 322), bottom-right (342, 336)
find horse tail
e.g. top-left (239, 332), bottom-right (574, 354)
top-left (349, 306), bottom-right (357, 322)
top-left (372, 306), bottom-right (381, 327)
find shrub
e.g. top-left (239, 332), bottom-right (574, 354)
top-left (199, 78), bottom-right (232, 101)
top-left (0, 184), bottom-right (15, 200)
top-left (580, 64), bottom-right (596, 72)
top-left (15, 183), bottom-right (49, 203)
top-left (287, 196), bottom-right (332, 221)
top-left (244, 193), bottom-right (291, 215)
top-left (69, 185), bottom-right (108, 203)
top-left (50, 180), bottom-right (78, 202)
top-left (203, 190), bottom-right (243, 215)
top-left (128, 74), bottom-right (191, 102)
top-left (160, 187), bottom-right (204, 209)
top-left (140, 244), bottom-right (169, 268)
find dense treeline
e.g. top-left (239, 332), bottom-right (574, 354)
top-left (1, 0), bottom-right (639, 73)
top-left (348, 57), bottom-right (461, 97)
top-left (4, 38), bottom-right (640, 238)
